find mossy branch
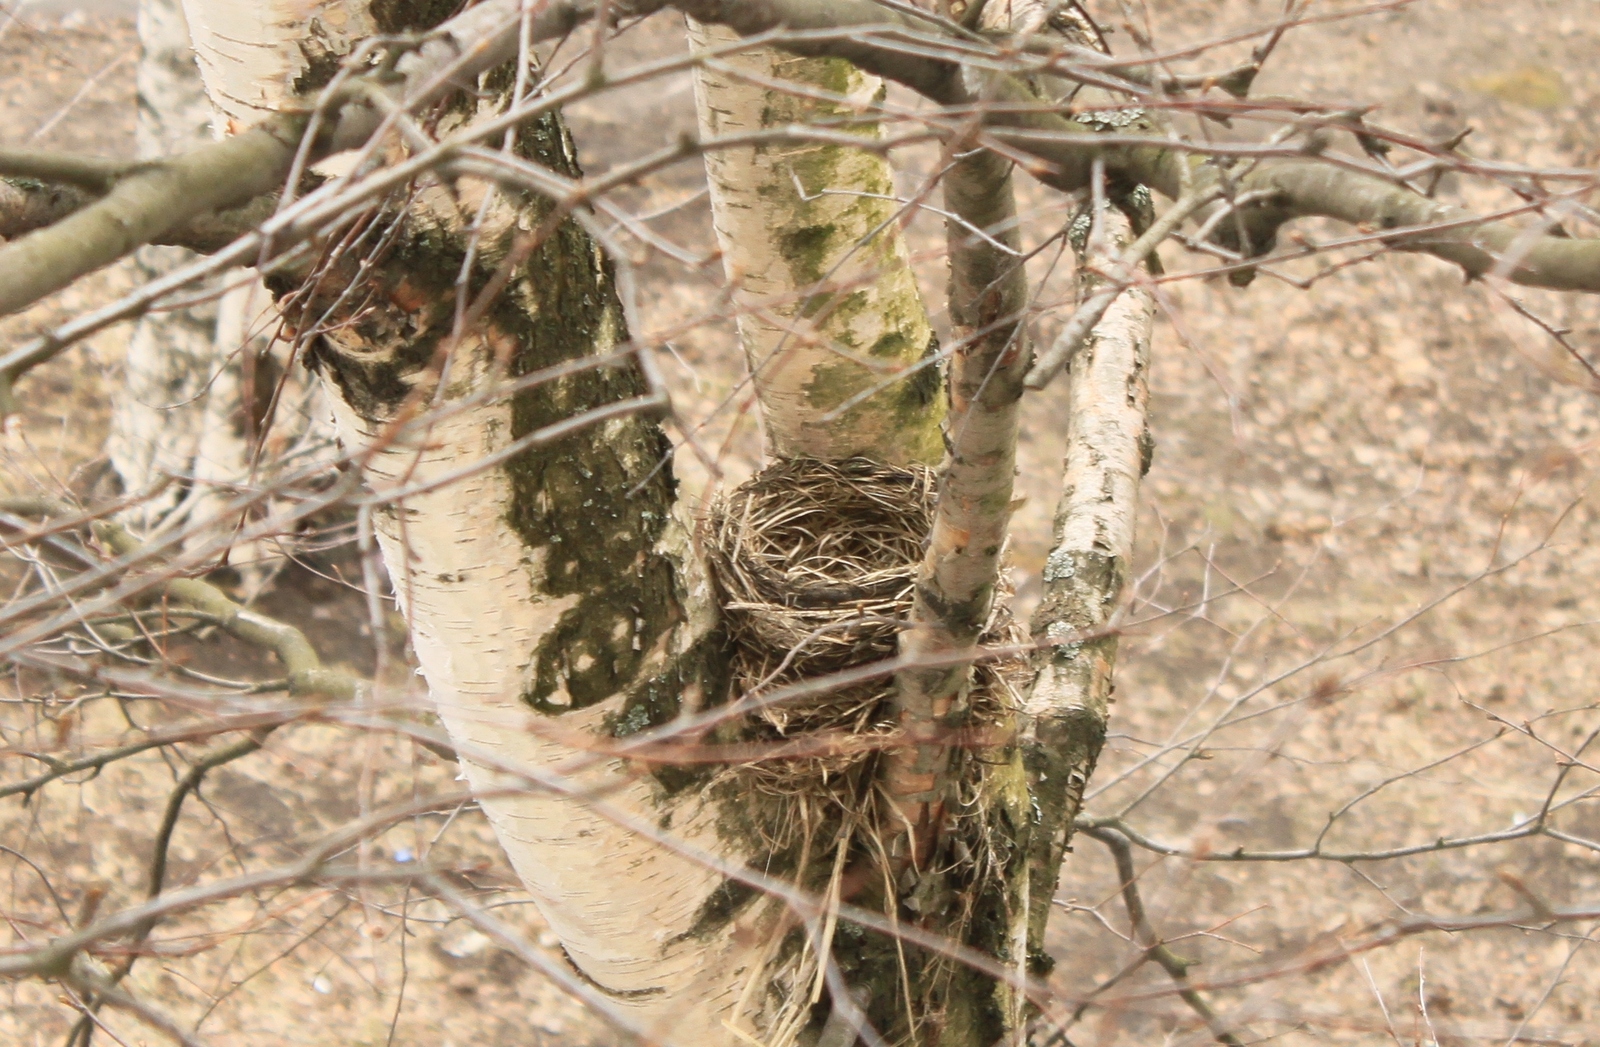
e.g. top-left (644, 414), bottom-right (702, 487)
top-left (0, 114), bottom-right (309, 318)
top-left (2, 497), bottom-right (365, 701)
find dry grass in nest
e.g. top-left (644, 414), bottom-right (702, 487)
top-left (705, 457), bottom-right (1025, 802)
top-left (705, 458), bottom-right (1029, 1042)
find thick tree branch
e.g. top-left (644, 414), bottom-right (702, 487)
top-left (0, 177), bottom-right (93, 240)
top-left (667, 0), bottom-right (1182, 191)
top-left (677, 0), bottom-right (963, 99)
top-left (92, 519), bottom-right (363, 700)
top-left (0, 116), bottom-right (307, 318)
top-left (885, 143), bottom-right (1031, 858)
top-left (0, 174), bottom-right (282, 252)
top-left (688, 26), bottom-right (944, 464)
top-left (0, 0), bottom-right (607, 321)
top-left (671, 0), bottom-right (1600, 291)
top-left (3, 0), bottom-right (1593, 375)
top-left (0, 148), bottom-right (135, 192)
top-left (1022, 201), bottom-right (1154, 955)
top-left (1224, 158), bottom-right (1600, 291)
top-left (1026, 185), bottom-right (1213, 388)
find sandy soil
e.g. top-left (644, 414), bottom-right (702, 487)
top-left (3, 1), bottom-right (1599, 1044)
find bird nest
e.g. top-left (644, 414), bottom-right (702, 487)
top-left (705, 457), bottom-right (1025, 796)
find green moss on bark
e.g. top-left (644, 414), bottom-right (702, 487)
top-left (369, 0), bottom-right (462, 33)
top-left (283, 80), bottom-right (712, 731)
top-left (486, 113), bottom-right (691, 720)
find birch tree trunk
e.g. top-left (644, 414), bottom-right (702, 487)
top-left (690, 22), bottom-right (944, 466)
top-left (174, 3), bottom-right (783, 1042)
top-left (1022, 205), bottom-right (1154, 955)
top-left (108, 0), bottom-right (229, 528)
top-left (163, 2), bottom-right (1149, 1042)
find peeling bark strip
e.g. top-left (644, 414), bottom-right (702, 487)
top-left (689, 23), bottom-right (943, 466)
top-left (1022, 205), bottom-right (1154, 959)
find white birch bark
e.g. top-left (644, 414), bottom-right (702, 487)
top-left (885, 147), bottom-right (1029, 846)
top-left (328, 390), bottom-right (769, 1044)
top-left (174, 4), bottom-right (778, 1041)
top-left (690, 22), bottom-right (943, 466)
top-left (885, 0), bottom-right (1062, 843)
top-left (1029, 208), bottom-right (1152, 663)
top-left (108, 0), bottom-right (230, 527)
top-left (179, 0), bottom-right (375, 130)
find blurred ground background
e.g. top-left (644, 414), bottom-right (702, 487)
top-left (3, 0), bottom-right (1599, 1043)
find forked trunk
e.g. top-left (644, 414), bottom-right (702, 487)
top-left (690, 29), bottom-right (1036, 1047)
top-left (167, 2), bottom-right (1145, 1043)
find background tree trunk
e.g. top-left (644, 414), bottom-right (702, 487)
top-left (109, 0), bottom-right (334, 592)
top-left (109, 0), bottom-right (229, 525)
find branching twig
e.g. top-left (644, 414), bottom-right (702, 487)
top-left (1082, 826), bottom-right (1244, 1045)
top-left (4, 499), bottom-right (365, 701)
